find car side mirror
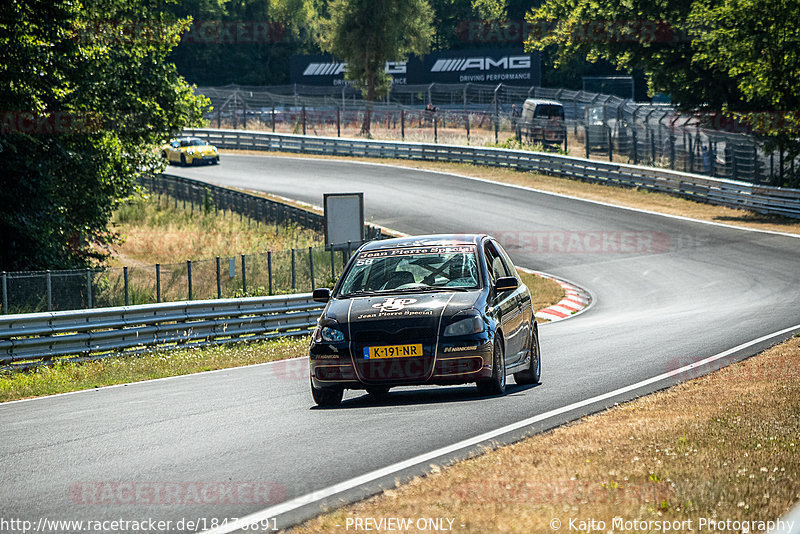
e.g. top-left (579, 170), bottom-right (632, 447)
top-left (495, 276), bottom-right (518, 292)
top-left (312, 288), bottom-right (331, 303)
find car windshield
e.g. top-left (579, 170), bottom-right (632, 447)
top-left (534, 105), bottom-right (564, 119)
top-left (338, 245), bottom-right (480, 296)
top-left (179, 138), bottom-right (205, 147)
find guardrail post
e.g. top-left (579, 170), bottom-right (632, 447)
top-left (241, 254), bottom-right (247, 295)
top-left (86, 268), bottom-right (92, 309)
top-left (309, 246), bottom-right (315, 290)
top-left (268, 251), bottom-right (273, 295)
top-left (47, 270), bottom-right (52, 311)
top-left (291, 249), bottom-right (296, 291)
top-left (124, 267), bottom-right (129, 306)
top-left (2, 271), bottom-right (7, 314)
top-left (187, 260), bottom-right (193, 301)
top-left (213, 257), bottom-right (220, 298)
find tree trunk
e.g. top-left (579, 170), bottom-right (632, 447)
top-left (361, 68), bottom-right (376, 137)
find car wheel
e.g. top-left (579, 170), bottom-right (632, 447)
top-left (477, 336), bottom-right (506, 396)
top-left (180, 154), bottom-right (187, 167)
top-left (213, 156), bottom-right (220, 165)
top-left (514, 322), bottom-right (541, 385)
top-left (366, 386), bottom-right (390, 398)
top-left (311, 380), bottom-right (343, 407)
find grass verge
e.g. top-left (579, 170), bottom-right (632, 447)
top-left (224, 150), bottom-right (800, 237)
top-left (289, 334), bottom-right (800, 533)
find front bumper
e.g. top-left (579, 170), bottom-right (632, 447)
top-left (309, 336), bottom-right (493, 390)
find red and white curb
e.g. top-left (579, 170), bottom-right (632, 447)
top-left (518, 267), bottom-right (593, 322)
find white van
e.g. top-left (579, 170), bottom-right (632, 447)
top-left (519, 99), bottom-right (566, 146)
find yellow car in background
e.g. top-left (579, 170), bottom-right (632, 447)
top-left (162, 137), bottom-right (220, 166)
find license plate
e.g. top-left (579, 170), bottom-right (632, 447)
top-left (363, 344), bottom-right (423, 359)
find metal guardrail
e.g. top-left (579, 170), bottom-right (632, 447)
top-left (186, 128), bottom-right (800, 219)
top-left (0, 294), bottom-right (322, 370)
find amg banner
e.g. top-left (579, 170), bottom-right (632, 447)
top-left (289, 47), bottom-right (541, 86)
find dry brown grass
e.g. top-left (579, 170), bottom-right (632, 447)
top-left (109, 193), bottom-right (323, 267)
top-left (224, 150), bottom-right (800, 237)
top-left (290, 335), bottom-right (800, 533)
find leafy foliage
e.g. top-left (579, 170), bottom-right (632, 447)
top-left (0, 0), bottom-right (209, 270)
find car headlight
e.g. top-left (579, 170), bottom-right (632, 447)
top-left (443, 313), bottom-right (484, 337)
top-left (314, 323), bottom-right (345, 343)
top-left (187, 149), bottom-right (195, 155)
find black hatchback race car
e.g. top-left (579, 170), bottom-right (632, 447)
top-left (309, 234), bottom-right (541, 406)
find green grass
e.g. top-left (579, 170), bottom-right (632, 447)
top-left (0, 337), bottom-right (310, 403)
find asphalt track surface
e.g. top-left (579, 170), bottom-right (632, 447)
top-left (3, 154), bottom-right (799, 532)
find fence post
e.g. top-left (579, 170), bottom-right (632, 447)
top-left (309, 246), bottom-right (315, 291)
top-left (465, 114), bottom-right (470, 144)
top-left (631, 127), bottom-right (638, 165)
top-left (607, 127), bottom-right (613, 162)
top-left (187, 260), bottom-right (193, 301)
top-left (434, 115), bottom-right (438, 143)
top-left (337, 107), bottom-right (341, 137)
top-left (241, 254), bottom-right (247, 295)
top-left (291, 248), bottom-right (296, 291)
top-left (2, 271), bottom-right (7, 314)
top-left (86, 268), bottom-right (92, 309)
top-left (47, 270), bottom-right (52, 311)
top-left (214, 257), bottom-right (221, 299)
top-left (272, 105), bottom-right (276, 132)
top-left (302, 105), bottom-right (307, 136)
top-left (330, 247), bottom-right (335, 281)
top-left (268, 251), bottom-right (273, 295)
top-left (585, 127), bottom-right (590, 158)
top-left (401, 109), bottom-right (405, 141)
top-left (123, 267), bottom-right (129, 306)
top-left (156, 264), bottom-right (161, 303)
top-left (669, 134), bottom-right (675, 169)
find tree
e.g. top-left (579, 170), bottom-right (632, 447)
top-left (316, 0), bottom-right (434, 135)
top-left (523, 0), bottom-right (743, 110)
top-left (688, 0), bottom-right (800, 183)
top-left (0, 0), bottom-right (209, 271)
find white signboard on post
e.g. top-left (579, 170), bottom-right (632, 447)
top-left (324, 193), bottom-right (364, 249)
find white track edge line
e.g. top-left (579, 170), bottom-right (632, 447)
top-left (202, 324), bottom-right (800, 534)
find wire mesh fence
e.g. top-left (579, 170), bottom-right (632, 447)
top-left (1, 246), bottom-right (359, 315)
top-left (196, 83), bottom-right (800, 187)
top-left (1, 173), bottom-right (388, 315)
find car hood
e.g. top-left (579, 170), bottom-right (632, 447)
top-left (323, 290), bottom-right (481, 329)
